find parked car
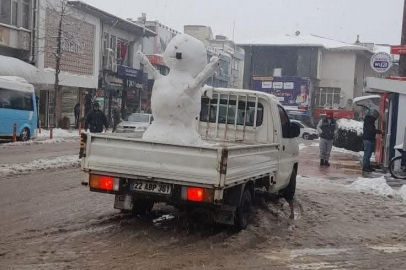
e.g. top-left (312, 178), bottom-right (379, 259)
top-left (0, 76), bottom-right (38, 141)
top-left (80, 87), bottom-right (300, 230)
top-left (291, 120), bottom-right (318, 140)
top-left (115, 113), bottom-right (153, 133)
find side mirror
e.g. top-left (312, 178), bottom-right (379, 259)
top-left (290, 122), bottom-right (301, 138)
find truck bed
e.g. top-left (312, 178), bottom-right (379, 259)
top-left (82, 134), bottom-right (280, 188)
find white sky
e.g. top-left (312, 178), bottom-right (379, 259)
top-left (82, 0), bottom-right (404, 45)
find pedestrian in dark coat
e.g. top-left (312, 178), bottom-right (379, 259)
top-left (362, 110), bottom-right (381, 172)
top-left (85, 102), bottom-right (108, 133)
top-left (74, 103), bottom-right (80, 129)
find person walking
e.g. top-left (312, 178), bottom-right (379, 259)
top-left (317, 111), bottom-right (337, 167)
top-left (85, 102), bottom-right (108, 133)
top-left (74, 103), bottom-right (80, 129)
top-left (112, 107), bottom-right (121, 133)
top-left (362, 110), bottom-right (381, 172)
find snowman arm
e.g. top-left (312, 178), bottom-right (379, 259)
top-left (138, 46), bottom-right (161, 79)
top-left (189, 56), bottom-right (220, 90)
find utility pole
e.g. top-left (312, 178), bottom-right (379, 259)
top-left (399, 0), bottom-right (406, 77)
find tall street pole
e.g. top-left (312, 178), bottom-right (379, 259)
top-left (399, 0), bottom-right (406, 77)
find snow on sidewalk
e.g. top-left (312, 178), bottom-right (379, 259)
top-left (349, 176), bottom-right (406, 203)
top-left (37, 128), bottom-right (80, 139)
top-left (0, 155), bottom-right (80, 177)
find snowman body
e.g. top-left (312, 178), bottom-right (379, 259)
top-left (141, 34), bottom-right (216, 146)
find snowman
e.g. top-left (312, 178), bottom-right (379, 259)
top-left (138, 34), bottom-right (220, 145)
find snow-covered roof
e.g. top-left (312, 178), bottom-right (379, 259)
top-left (0, 55), bottom-right (46, 85)
top-left (238, 34), bottom-right (370, 52)
top-left (0, 76), bottom-right (35, 93)
top-left (353, 95), bottom-right (381, 103)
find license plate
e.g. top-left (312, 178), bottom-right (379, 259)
top-left (132, 181), bottom-right (172, 195)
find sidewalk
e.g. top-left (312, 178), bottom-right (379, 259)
top-left (299, 144), bottom-right (362, 181)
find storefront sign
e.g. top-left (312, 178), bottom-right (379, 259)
top-left (390, 45), bottom-right (406, 55)
top-left (313, 109), bottom-right (354, 119)
top-left (262, 81), bottom-right (273, 89)
top-left (117, 65), bottom-right (141, 79)
top-left (147, 54), bottom-right (165, 66)
top-left (370, 52), bottom-right (393, 73)
top-left (104, 73), bottom-right (123, 86)
top-left (252, 76), bottom-right (310, 108)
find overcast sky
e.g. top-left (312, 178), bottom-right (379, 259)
top-left (83, 0), bottom-right (404, 45)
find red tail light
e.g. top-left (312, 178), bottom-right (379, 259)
top-left (187, 187), bottom-right (204, 202)
top-left (99, 176), bottom-right (114, 190)
top-left (90, 175), bottom-right (117, 191)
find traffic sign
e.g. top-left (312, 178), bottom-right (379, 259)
top-left (370, 52), bottom-right (393, 73)
top-left (391, 45), bottom-right (406, 54)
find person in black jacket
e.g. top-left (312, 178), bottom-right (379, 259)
top-left (363, 110), bottom-right (382, 172)
top-left (85, 102), bottom-right (108, 133)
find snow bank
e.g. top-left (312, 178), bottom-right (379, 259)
top-left (349, 177), bottom-right (395, 197)
top-left (299, 143), bottom-right (307, 150)
top-left (0, 155), bottom-right (80, 177)
top-left (337, 119), bottom-right (363, 136)
top-left (1, 138), bottom-right (77, 148)
top-left (399, 185), bottom-right (406, 202)
top-left (37, 128), bottom-right (79, 139)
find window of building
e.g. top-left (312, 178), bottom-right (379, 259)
top-left (11, 0), bottom-right (17, 26)
top-left (0, 0), bottom-right (12, 25)
top-left (315, 87), bottom-right (341, 109)
top-left (0, 0), bottom-right (30, 28)
top-left (278, 105), bottom-right (291, 138)
top-left (200, 97), bottom-right (264, 127)
top-left (22, 0), bottom-right (29, 29)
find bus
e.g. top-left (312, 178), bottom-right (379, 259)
top-left (0, 76), bottom-right (38, 141)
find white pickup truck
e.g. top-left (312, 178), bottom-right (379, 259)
top-left (80, 87), bottom-right (300, 229)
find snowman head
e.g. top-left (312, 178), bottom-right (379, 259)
top-left (163, 34), bottom-right (207, 78)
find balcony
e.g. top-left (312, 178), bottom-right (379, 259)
top-left (0, 23), bottom-right (31, 51)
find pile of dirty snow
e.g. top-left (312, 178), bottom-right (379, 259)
top-left (0, 155), bottom-right (80, 177)
top-left (349, 177), bottom-right (406, 203)
top-left (349, 177), bottom-right (395, 197)
top-left (337, 119), bottom-right (363, 136)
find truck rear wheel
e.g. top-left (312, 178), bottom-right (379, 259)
top-left (283, 167), bottom-right (297, 201)
top-left (235, 189), bottom-right (252, 230)
top-left (131, 201), bottom-right (154, 215)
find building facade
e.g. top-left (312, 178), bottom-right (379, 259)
top-left (184, 25), bottom-right (245, 89)
top-left (240, 34), bottom-right (397, 124)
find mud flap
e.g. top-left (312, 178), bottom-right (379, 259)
top-left (214, 205), bottom-right (236, 225)
top-left (114, 195), bottom-right (133, 210)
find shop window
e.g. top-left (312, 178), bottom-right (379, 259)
top-left (315, 87), bottom-right (341, 109)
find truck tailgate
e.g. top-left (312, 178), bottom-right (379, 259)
top-left (82, 135), bottom-right (279, 188)
top-left (83, 135), bottom-right (221, 186)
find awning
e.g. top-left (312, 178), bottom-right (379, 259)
top-left (0, 55), bottom-right (46, 85)
top-left (365, 77), bottom-right (406, 95)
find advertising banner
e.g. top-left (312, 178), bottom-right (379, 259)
top-left (252, 76), bottom-right (310, 108)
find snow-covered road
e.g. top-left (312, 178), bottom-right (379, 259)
top-left (0, 142), bottom-right (405, 269)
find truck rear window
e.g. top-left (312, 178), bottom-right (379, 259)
top-left (200, 97), bottom-right (264, 127)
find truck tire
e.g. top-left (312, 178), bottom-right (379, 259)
top-left (131, 201), bottom-right (154, 215)
top-left (283, 167), bottom-right (297, 201)
top-left (236, 189), bottom-right (252, 230)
